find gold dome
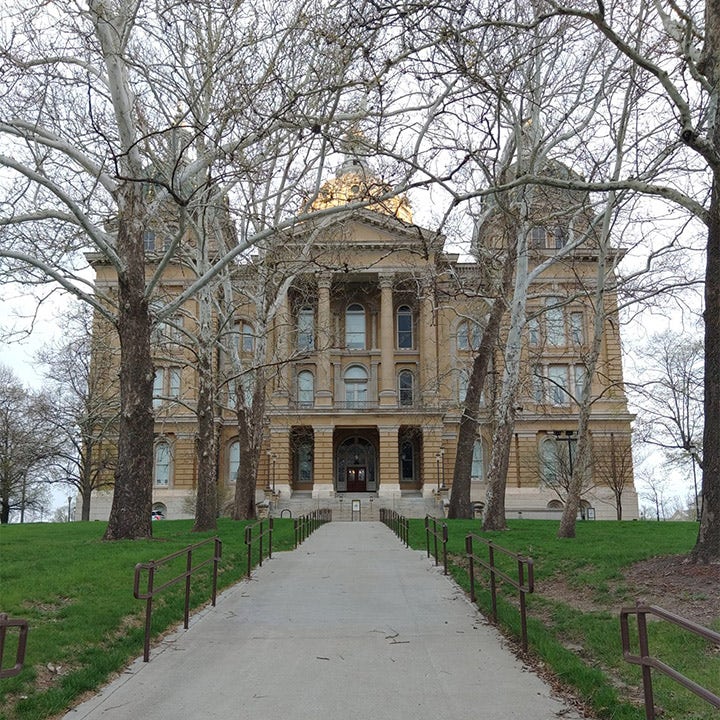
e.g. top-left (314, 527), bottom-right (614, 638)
top-left (310, 171), bottom-right (413, 224)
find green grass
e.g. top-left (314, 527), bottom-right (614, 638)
top-left (0, 518), bottom-right (297, 720)
top-left (407, 519), bottom-right (719, 720)
top-left (2, 519), bottom-right (717, 720)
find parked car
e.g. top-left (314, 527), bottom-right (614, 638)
top-left (151, 510), bottom-right (164, 521)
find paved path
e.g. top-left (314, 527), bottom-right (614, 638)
top-left (63, 522), bottom-right (584, 720)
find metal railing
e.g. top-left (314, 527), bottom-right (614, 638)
top-left (294, 508), bottom-right (332, 548)
top-left (424, 515), bottom-right (448, 574)
top-left (379, 508), bottom-right (409, 546)
top-left (620, 602), bottom-right (720, 720)
top-left (0, 613), bottom-right (28, 679)
top-left (133, 537), bottom-right (222, 662)
top-left (244, 518), bottom-right (273, 577)
top-left (465, 534), bottom-right (534, 653)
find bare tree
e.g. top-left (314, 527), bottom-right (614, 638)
top-left (0, 366), bottom-right (57, 523)
top-left (0, 0), bottom-right (411, 538)
top-left (36, 304), bottom-right (118, 521)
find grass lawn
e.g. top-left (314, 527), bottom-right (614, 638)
top-left (1, 518), bottom-right (717, 720)
top-left (406, 519), bottom-right (719, 720)
top-left (0, 518), bottom-right (297, 720)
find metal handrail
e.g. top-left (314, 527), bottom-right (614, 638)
top-left (379, 508), bottom-right (409, 546)
top-left (244, 518), bottom-right (273, 577)
top-left (0, 613), bottom-right (29, 678)
top-left (133, 537), bottom-right (222, 662)
top-left (424, 515), bottom-right (448, 574)
top-left (620, 602), bottom-right (720, 719)
top-left (294, 508), bottom-right (332, 548)
top-left (465, 534), bottom-right (534, 653)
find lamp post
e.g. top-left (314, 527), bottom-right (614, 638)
top-left (553, 430), bottom-right (575, 477)
top-left (271, 453), bottom-right (276, 494)
top-left (67, 496), bottom-right (72, 522)
top-left (435, 452), bottom-right (441, 492)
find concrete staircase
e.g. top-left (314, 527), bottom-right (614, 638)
top-left (268, 492), bottom-right (444, 521)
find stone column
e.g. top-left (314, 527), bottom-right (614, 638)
top-left (312, 425), bottom-right (335, 498)
top-left (273, 294), bottom-right (291, 407)
top-left (378, 273), bottom-right (396, 406)
top-left (378, 425), bottom-right (401, 498)
top-left (316, 274), bottom-right (333, 407)
top-left (420, 281), bottom-right (438, 404)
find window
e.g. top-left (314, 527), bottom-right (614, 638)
top-left (153, 367), bottom-right (181, 408)
top-left (398, 370), bottom-right (414, 406)
top-left (228, 440), bottom-right (240, 484)
top-left (570, 312), bottom-right (584, 345)
top-left (400, 441), bottom-right (414, 482)
top-left (297, 440), bottom-right (313, 483)
top-left (297, 370), bottom-right (314, 406)
top-left (548, 365), bottom-right (569, 405)
top-left (527, 317), bottom-right (540, 346)
top-left (531, 364), bottom-right (545, 403)
top-left (551, 226), bottom-right (566, 249)
top-left (154, 441), bottom-right (171, 486)
top-left (344, 365), bottom-right (368, 406)
top-left (540, 434), bottom-right (577, 486)
top-left (545, 297), bottom-right (565, 346)
top-left (529, 226), bottom-right (546, 248)
top-left (397, 305), bottom-right (413, 349)
top-left (457, 320), bottom-right (480, 351)
top-left (241, 323), bottom-right (254, 353)
top-left (297, 307), bottom-right (314, 351)
top-left (574, 364), bottom-right (587, 402)
top-left (458, 368), bottom-right (469, 403)
top-left (345, 304), bottom-right (366, 349)
top-left (471, 439), bottom-right (484, 480)
top-left (144, 230), bottom-right (156, 252)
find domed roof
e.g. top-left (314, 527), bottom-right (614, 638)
top-left (309, 155), bottom-right (413, 224)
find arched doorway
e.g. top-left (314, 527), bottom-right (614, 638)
top-left (336, 436), bottom-right (377, 492)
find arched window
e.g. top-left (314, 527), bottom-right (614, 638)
top-left (297, 440), bottom-right (313, 483)
top-left (241, 322), bottom-right (254, 353)
top-left (398, 370), bottom-right (414, 406)
top-left (457, 320), bottom-right (480, 351)
top-left (471, 439), bottom-right (484, 480)
top-left (397, 305), bottom-right (413, 349)
top-left (458, 369), bottom-right (469, 403)
top-left (297, 370), bottom-right (314, 406)
top-left (154, 441), bottom-right (171, 486)
top-left (344, 365), bottom-right (368, 406)
top-left (297, 306), bottom-right (314, 351)
top-left (228, 440), bottom-right (240, 484)
top-left (345, 304), bottom-right (366, 349)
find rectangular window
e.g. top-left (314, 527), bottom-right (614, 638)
top-left (527, 317), bottom-right (540, 346)
top-left (529, 226), bottom-right (546, 248)
top-left (153, 369), bottom-right (164, 409)
top-left (570, 312), bottom-right (584, 345)
top-left (545, 298), bottom-right (565, 346)
top-left (574, 364), bottom-right (587, 403)
top-left (298, 308), bottom-right (314, 351)
top-left (143, 230), bottom-right (156, 252)
top-left (548, 365), bottom-right (569, 406)
top-left (169, 368), bottom-right (181, 399)
top-left (397, 307), bottom-right (413, 349)
top-left (531, 364), bottom-right (544, 403)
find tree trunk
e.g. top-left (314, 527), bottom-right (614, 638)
top-left (103, 195), bottom-right (154, 541)
top-left (231, 420), bottom-right (258, 520)
top-left (193, 334), bottom-right (218, 532)
top-left (448, 243), bottom-right (516, 519)
top-left (483, 411), bottom-right (515, 530)
top-left (692, 172), bottom-right (720, 561)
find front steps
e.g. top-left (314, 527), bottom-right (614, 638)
top-left (267, 492), bottom-right (444, 521)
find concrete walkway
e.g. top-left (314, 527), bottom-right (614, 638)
top-left (63, 522), bottom-right (584, 720)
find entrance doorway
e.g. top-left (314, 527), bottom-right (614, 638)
top-left (336, 435), bottom-right (377, 492)
top-left (346, 466), bottom-right (367, 492)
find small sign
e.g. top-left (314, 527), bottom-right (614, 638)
top-left (352, 499), bottom-right (361, 513)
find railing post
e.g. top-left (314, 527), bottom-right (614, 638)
top-left (636, 604), bottom-right (656, 720)
top-left (294, 518), bottom-right (299, 548)
top-left (269, 517), bottom-right (274, 559)
top-left (442, 523), bottom-right (448, 575)
top-left (184, 548), bottom-right (192, 629)
top-left (466, 535), bottom-right (475, 603)
top-left (518, 559), bottom-right (527, 653)
top-left (245, 525), bottom-right (252, 577)
top-left (143, 565), bottom-right (155, 662)
top-left (425, 515), bottom-right (430, 558)
top-left (488, 542), bottom-right (497, 623)
top-left (212, 539), bottom-right (221, 606)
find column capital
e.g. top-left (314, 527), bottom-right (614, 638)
top-left (378, 272), bottom-right (394, 289)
